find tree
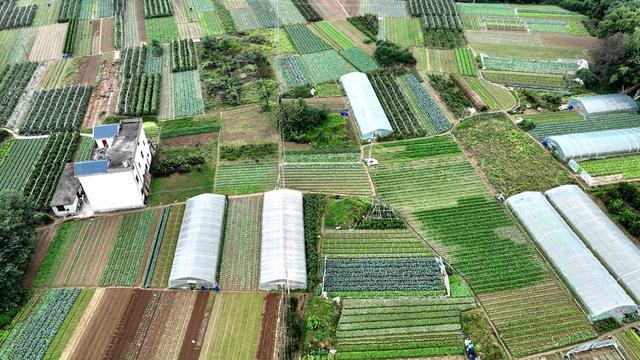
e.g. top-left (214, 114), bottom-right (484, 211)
top-left (591, 30), bottom-right (640, 90)
top-left (257, 79), bottom-right (275, 111)
top-left (0, 192), bottom-right (37, 313)
top-left (576, 68), bottom-right (600, 89)
top-left (275, 99), bottom-right (327, 142)
top-left (151, 39), bottom-right (163, 57)
top-left (374, 40), bottom-right (416, 67)
top-left (598, 4), bottom-right (640, 37)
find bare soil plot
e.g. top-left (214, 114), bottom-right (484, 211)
top-left (77, 54), bottom-right (102, 85)
top-left (332, 19), bottom-right (375, 53)
top-left (83, 60), bottom-right (120, 127)
top-left (339, 0), bottom-right (359, 17)
top-left (29, 23), bottom-right (67, 61)
top-left (100, 17), bottom-right (115, 53)
top-left (311, 0), bottom-right (349, 20)
top-left (539, 33), bottom-right (601, 49)
top-left (52, 215), bottom-right (121, 286)
top-left (154, 291), bottom-right (197, 359)
top-left (65, 288), bottom-right (136, 360)
top-left (179, 291), bottom-right (210, 360)
top-left (304, 96), bottom-right (347, 113)
top-left (256, 293), bottom-right (282, 360)
top-left (219, 105), bottom-right (279, 146)
top-left (22, 224), bottom-right (58, 287)
top-left (39, 59), bottom-right (65, 90)
top-left (135, 0), bottom-right (147, 42)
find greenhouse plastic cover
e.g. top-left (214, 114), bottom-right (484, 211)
top-left (546, 185), bottom-right (640, 303)
top-left (569, 94), bottom-right (638, 117)
top-left (339, 72), bottom-right (393, 140)
top-left (507, 191), bottom-right (637, 320)
top-left (259, 189), bottom-right (307, 290)
top-left (546, 127), bottom-right (640, 161)
top-left (169, 193), bottom-right (226, 289)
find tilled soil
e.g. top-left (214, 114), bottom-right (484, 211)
top-left (256, 293), bottom-right (282, 360)
top-left (135, 0), bottom-right (147, 43)
top-left (77, 54), bottom-right (102, 85)
top-left (539, 33), bottom-right (601, 50)
top-left (304, 96), bottom-right (347, 113)
top-left (178, 291), bottom-right (210, 360)
top-left (100, 17), bottom-right (115, 53)
top-left (21, 224), bottom-right (58, 287)
top-left (82, 60), bottom-right (120, 128)
top-left (104, 290), bottom-right (153, 360)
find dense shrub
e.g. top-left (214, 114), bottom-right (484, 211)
top-left (275, 99), bottom-right (327, 142)
top-left (595, 183), bottom-right (640, 237)
top-left (219, 143), bottom-right (278, 161)
top-left (347, 14), bottom-right (378, 40)
top-left (427, 73), bottom-right (472, 117)
top-left (374, 40), bottom-right (416, 67)
top-left (151, 152), bottom-right (205, 176)
top-left (303, 193), bottom-right (327, 290)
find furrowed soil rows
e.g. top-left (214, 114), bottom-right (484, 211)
top-left (22, 224), bottom-right (58, 287)
top-left (256, 293), bottom-right (281, 360)
top-left (310, 0), bottom-right (348, 20)
top-left (100, 16), bottom-right (115, 52)
top-left (150, 204), bottom-right (185, 287)
top-left (76, 54), bottom-right (102, 84)
top-left (29, 22), bottom-right (67, 61)
top-left (155, 291), bottom-right (196, 359)
top-left (179, 291), bottom-right (210, 360)
top-left (83, 61), bottom-right (120, 127)
top-left (103, 290), bottom-right (153, 360)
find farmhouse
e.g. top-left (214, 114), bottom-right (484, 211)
top-left (74, 119), bottom-right (154, 213)
top-left (507, 191), bottom-right (637, 321)
top-left (569, 94), bottom-right (638, 118)
top-left (546, 127), bottom-right (640, 161)
top-left (169, 193), bottom-right (226, 289)
top-left (259, 189), bottom-right (307, 290)
top-left (339, 72), bottom-right (393, 140)
top-left (546, 185), bottom-right (640, 303)
top-left (49, 163), bottom-right (85, 217)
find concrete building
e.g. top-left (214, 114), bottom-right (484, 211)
top-left (74, 119), bottom-right (153, 213)
top-left (49, 163), bottom-right (85, 217)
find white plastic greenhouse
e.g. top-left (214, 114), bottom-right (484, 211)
top-left (546, 185), bottom-right (640, 303)
top-left (259, 189), bottom-right (307, 290)
top-left (506, 191), bottom-right (637, 321)
top-left (168, 193), bottom-right (226, 289)
top-left (339, 72), bottom-right (393, 140)
top-left (569, 94), bottom-right (638, 118)
top-left (546, 127), bottom-right (640, 161)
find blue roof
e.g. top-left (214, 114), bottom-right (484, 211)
top-left (93, 124), bottom-right (119, 139)
top-left (74, 160), bottom-right (109, 176)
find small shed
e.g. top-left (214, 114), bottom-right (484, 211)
top-left (50, 163), bottom-right (84, 217)
top-left (168, 193), bottom-right (226, 289)
top-left (340, 72), bottom-right (394, 140)
top-left (569, 94), bottom-right (638, 118)
top-left (259, 189), bottom-right (307, 290)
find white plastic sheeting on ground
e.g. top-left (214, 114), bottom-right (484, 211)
top-left (259, 189), bottom-right (307, 290)
top-left (546, 185), bottom-right (640, 303)
top-left (546, 127), bottom-right (640, 161)
top-left (569, 94), bottom-right (638, 118)
top-left (339, 72), bottom-right (393, 140)
top-left (169, 193), bottom-right (226, 289)
top-left (507, 191), bottom-right (637, 320)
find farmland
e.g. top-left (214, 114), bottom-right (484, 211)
top-left (218, 196), bottom-right (262, 290)
top-left (284, 24), bottom-right (332, 54)
top-left (19, 85), bottom-right (92, 135)
top-left (482, 70), bottom-right (567, 89)
top-left (461, 77), bottom-right (516, 111)
top-left (283, 162), bottom-right (373, 196)
top-left (301, 49), bottom-right (354, 84)
top-left (528, 113), bottom-right (640, 139)
top-left (310, 21), bottom-right (355, 50)
top-left (0, 62), bottom-right (38, 125)
top-left (322, 229), bottom-right (432, 258)
top-left (580, 155), bottom-right (640, 180)
top-left (214, 160), bottom-right (278, 194)
top-left (149, 204), bottom-right (184, 287)
top-left (0, 137), bottom-right (48, 194)
top-left (369, 71), bottom-right (426, 137)
top-left (379, 18), bottom-right (424, 47)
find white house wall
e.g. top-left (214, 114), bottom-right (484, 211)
top-left (79, 171), bottom-right (144, 212)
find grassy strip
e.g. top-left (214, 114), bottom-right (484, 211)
top-left (33, 222), bottom-right (82, 286)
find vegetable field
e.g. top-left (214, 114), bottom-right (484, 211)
top-left (172, 70), bottom-right (204, 116)
top-left (616, 330), bottom-right (640, 360)
top-left (283, 163), bottom-right (372, 196)
top-left (20, 85), bottom-right (92, 135)
top-left (397, 74), bottom-right (452, 135)
top-left (0, 137), bottom-right (48, 194)
top-left (218, 195), bottom-right (262, 290)
top-left (481, 54), bottom-right (579, 74)
top-left (580, 155), bottom-right (640, 180)
top-left (462, 77), bottom-right (516, 110)
top-left (143, 0), bottom-right (173, 18)
top-left (310, 21), bottom-right (354, 50)
top-left (454, 48), bottom-right (476, 76)
top-left (283, 24), bottom-right (331, 54)
top-left (528, 113), bottom-right (640, 139)
top-left (379, 18), bottom-right (424, 47)
top-left (215, 160), bottom-right (277, 195)
top-left (325, 258), bottom-right (443, 293)
top-left (359, 0), bottom-right (409, 18)
top-left (145, 16), bottom-right (179, 43)
top-left (170, 38), bottom-right (196, 72)
top-left (323, 229), bottom-right (431, 258)
top-left (274, 55), bottom-right (311, 88)
top-left (339, 47), bottom-right (378, 72)
top-left (336, 297), bottom-right (476, 359)
top-left (482, 70), bottom-right (566, 89)
top-left (0, 61), bottom-right (38, 125)
top-left (369, 72), bottom-right (426, 137)
top-left (150, 204), bottom-right (185, 287)
top-left (300, 50), bottom-right (353, 84)
top-left (411, 48), bottom-right (458, 73)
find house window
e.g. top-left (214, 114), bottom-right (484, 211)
top-left (56, 205), bottom-right (66, 212)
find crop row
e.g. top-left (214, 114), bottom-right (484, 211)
top-left (284, 24), bottom-right (332, 54)
top-left (0, 140), bottom-right (14, 168)
top-left (369, 72), bottom-right (425, 137)
top-left (24, 132), bottom-right (78, 209)
top-left (172, 70), bottom-right (203, 117)
top-left (451, 74), bottom-right (487, 111)
top-left (482, 70), bottom-right (567, 89)
top-left (274, 55), bottom-right (310, 89)
top-left (0, 1), bottom-right (36, 30)
top-left (324, 258), bottom-right (442, 292)
top-left (322, 229), bottom-right (431, 258)
top-left (311, 21), bottom-right (355, 50)
top-left (0, 137), bottom-right (48, 193)
top-left (74, 136), bottom-right (94, 161)
top-left (143, 0), bottom-right (173, 18)
top-left (409, 0), bottom-right (458, 17)
top-left (63, 17), bottom-right (78, 55)
top-left (0, 288), bottom-right (80, 360)
top-left (300, 50), bottom-right (353, 84)
top-left (397, 73), bottom-right (452, 135)
top-left (454, 48), bottom-right (476, 76)
top-left (100, 209), bottom-right (157, 286)
top-left (481, 54), bottom-right (579, 74)
top-left (215, 161), bottom-right (277, 195)
top-left (291, 0), bottom-right (320, 22)
top-left (20, 85), bottom-right (92, 135)
top-left (340, 47), bottom-right (378, 72)
top-left (421, 13), bottom-right (462, 31)
top-left (117, 45), bottom-right (151, 116)
top-left (143, 207), bottom-right (170, 287)
top-left (171, 39), bottom-right (196, 72)
top-left (580, 155), bottom-right (640, 180)
top-left (463, 77), bottom-right (515, 110)
top-left (0, 61), bottom-right (37, 126)
top-left (528, 113), bottom-right (640, 139)
top-left (283, 162), bottom-right (372, 196)
top-left (58, 0), bottom-right (81, 22)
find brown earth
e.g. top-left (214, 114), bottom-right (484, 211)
top-left (135, 292), bottom-right (177, 358)
top-left (29, 23), bottom-right (67, 61)
top-left (160, 132), bottom-right (216, 148)
top-left (311, 0), bottom-right (349, 20)
top-left (100, 17), bottom-right (115, 53)
top-left (22, 224), bottom-right (59, 287)
top-left (77, 54), bottom-right (102, 85)
top-left (539, 34), bottom-right (601, 50)
top-left (256, 293), bottom-right (282, 360)
top-left (83, 60), bottom-right (120, 128)
top-left (332, 20), bottom-right (375, 53)
top-left (178, 291), bottom-right (210, 360)
top-left (103, 290), bottom-right (152, 360)
top-left (92, 19), bottom-right (101, 55)
top-left (135, 0), bottom-right (147, 43)
top-left (304, 96), bottom-right (347, 113)
top-left (67, 288), bottom-right (135, 360)
top-left (154, 291), bottom-right (196, 359)
top-left (339, 0), bottom-right (359, 17)
top-left (219, 105), bottom-right (279, 146)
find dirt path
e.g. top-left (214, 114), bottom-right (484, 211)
top-left (178, 291), bottom-right (210, 360)
top-left (22, 223), bottom-right (59, 287)
top-left (256, 293), bottom-right (281, 360)
top-left (82, 60), bottom-right (120, 128)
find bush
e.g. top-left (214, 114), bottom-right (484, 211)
top-left (518, 119), bottom-right (536, 131)
top-left (374, 40), bottom-right (416, 67)
top-left (303, 194), bottom-right (327, 290)
top-left (593, 317), bottom-right (621, 333)
top-left (151, 152), bottom-right (205, 176)
top-left (576, 68), bottom-right (599, 89)
top-left (275, 99), bottom-right (327, 142)
top-left (285, 84), bottom-right (313, 99)
top-left (428, 74), bottom-right (471, 118)
top-left (347, 14), bottom-right (378, 39)
top-left (219, 143), bottom-right (278, 161)
top-left (0, 130), bottom-right (10, 143)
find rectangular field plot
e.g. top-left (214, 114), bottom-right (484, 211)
top-left (215, 161), bottom-right (278, 195)
top-left (461, 77), bottom-right (516, 111)
top-left (528, 113), bottom-right (640, 140)
top-left (172, 70), bottom-right (204, 116)
top-left (199, 292), bottom-right (264, 359)
top-left (520, 110), bottom-right (583, 124)
top-left (411, 48), bottom-right (458, 73)
top-left (29, 23), bottom-right (67, 61)
top-left (0, 29), bottom-right (19, 68)
top-left (20, 85), bottom-right (93, 135)
top-left (301, 50), bottom-right (354, 84)
top-left (274, 54), bottom-right (311, 89)
top-left (324, 258), bottom-right (443, 293)
top-left (482, 70), bottom-right (567, 89)
top-left (336, 297), bottom-right (475, 358)
top-left (579, 155), bottom-right (640, 180)
top-left (465, 29), bottom-right (542, 47)
top-left (0, 138), bottom-right (48, 194)
top-left (198, 10), bottom-right (225, 36)
top-left (149, 204), bottom-right (184, 287)
top-left (322, 229), bottom-right (431, 258)
top-left (479, 279), bottom-right (595, 357)
top-left (218, 195), bottom-right (262, 290)
top-left (309, 0), bottom-right (349, 20)
top-left (284, 24), bottom-right (332, 54)
top-left (310, 20), bottom-right (355, 50)
top-left (339, 47), bottom-right (377, 72)
top-left (145, 16), bottom-right (179, 44)
top-left (223, 0), bottom-right (260, 32)
top-left (379, 18), bottom-right (423, 47)
top-left (359, 0), bottom-right (408, 17)
top-left (283, 163), bottom-right (373, 196)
